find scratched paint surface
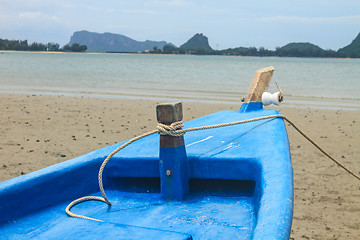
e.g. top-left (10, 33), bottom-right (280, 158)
top-left (0, 104), bottom-right (293, 239)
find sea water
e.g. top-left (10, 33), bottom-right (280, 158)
top-left (0, 52), bottom-right (359, 110)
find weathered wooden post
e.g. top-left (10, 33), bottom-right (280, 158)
top-left (240, 66), bottom-right (275, 112)
top-left (156, 102), bottom-right (188, 201)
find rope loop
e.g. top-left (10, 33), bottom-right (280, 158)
top-left (157, 121), bottom-right (185, 137)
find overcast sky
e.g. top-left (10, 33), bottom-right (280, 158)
top-left (1, 0), bottom-right (359, 50)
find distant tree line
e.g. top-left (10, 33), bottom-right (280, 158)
top-left (0, 38), bottom-right (87, 52)
top-left (62, 43), bottom-right (87, 52)
top-left (149, 43), bottom-right (358, 58)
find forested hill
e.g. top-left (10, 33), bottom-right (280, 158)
top-left (153, 32), bottom-right (360, 58)
top-left (179, 33), bottom-right (212, 51)
top-left (1, 31), bottom-right (359, 58)
top-left (275, 42), bottom-right (336, 57)
top-left (69, 30), bottom-right (173, 52)
top-left (338, 32), bottom-right (360, 58)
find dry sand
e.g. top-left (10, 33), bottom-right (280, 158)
top-left (0, 93), bottom-right (359, 239)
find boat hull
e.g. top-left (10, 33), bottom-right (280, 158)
top-left (0, 107), bottom-right (293, 239)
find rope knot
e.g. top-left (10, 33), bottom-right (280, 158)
top-left (157, 121), bottom-right (185, 137)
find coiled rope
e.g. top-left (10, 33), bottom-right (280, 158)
top-left (66, 114), bottom-right (360, 222)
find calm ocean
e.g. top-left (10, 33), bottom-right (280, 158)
top-left (1, 52), bottom-right (359, 110)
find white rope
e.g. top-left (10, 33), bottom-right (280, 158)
top-left (157, 122), bottom-right (185, 136)
top-left (66, 114), bottom-right (360, 221)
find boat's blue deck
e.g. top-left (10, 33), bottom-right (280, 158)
top-left (0, 107), bottom-right (293, 239)
top-left (2, 190), bottom-right (256, 239)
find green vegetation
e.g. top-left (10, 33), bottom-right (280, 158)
top-left (0, 38), bottom-right (87, 52)
top-left (151, 43), bottom-right (341, 57)
top-left (2, 31), bottom-right (360, 58)
top-left (275, 43), bottom-right (338, 58)
top-left (69, 30), bottom-right (172, 52)
top-left (62, 43), bottom-right (87, 52)
top-left (338, 32), bottom-right (360, 58)
top-left (179, 33), bottom-right (212, 51)
top-left (220, 47), bottom-right (274, 56)
top-left (150, 32), bottom-right (360, 58)
top-left (150, 33), bottom-right (213, 55)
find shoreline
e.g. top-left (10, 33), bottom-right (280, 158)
top-left (0, 93), bottom-right (359, 239)
top-left (2, 50), bottom-right (360, 60)
top-left (1, 90), bottom-right (359, 112)
top-left (0, 50), bottom-right (138, 55)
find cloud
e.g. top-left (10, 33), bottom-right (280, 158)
top-left (0, 14), bottom-right (9, 24)
top-left (120, 9), bottom-right (157, 15)
top-left (258, 15), bottom-right (360, 24)
top-left (18, 11), bottom-right (60, 23)
top-left (18, 11), bottom-right (42, 20)
top-left (154, 0), bottom-right (194, 8)
top-left (0, 0), bottom-right (62, 13)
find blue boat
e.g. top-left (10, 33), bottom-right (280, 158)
top-left (0, 67), bottom-right (293, 239)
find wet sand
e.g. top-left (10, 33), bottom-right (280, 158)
top-left (0, 93), bottom-right (359, 239)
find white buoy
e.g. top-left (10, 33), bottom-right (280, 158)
top-left (262, 91), bottom-right (283, 106)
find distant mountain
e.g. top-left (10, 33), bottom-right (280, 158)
top-left (338, 32), bottom-right (360, 58)
top-left (276, 42), bottom-right (326, 57)
top-left (179, 33), bottom-right (212, 51)
top-left (68, 30), bottom-right (174, 52)
top-left (66, 30), bottom-right (360, 58)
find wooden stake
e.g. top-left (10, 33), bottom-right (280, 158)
top-left (244, 66), bottom-right (275, 103)
top-left (156, 102), bottom-right (185, 147)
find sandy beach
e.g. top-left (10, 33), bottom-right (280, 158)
top-left (0, 93), bottom-right (359, 239)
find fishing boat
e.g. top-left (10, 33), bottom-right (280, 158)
top-left (0, 67), bottom-right (293, 239)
